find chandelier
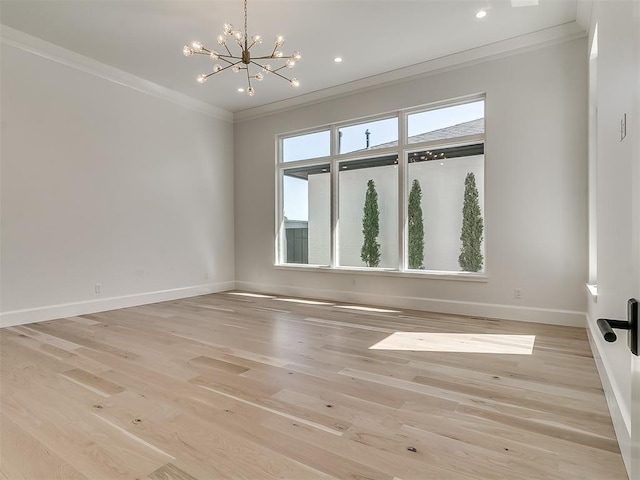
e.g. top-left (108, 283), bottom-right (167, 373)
top-left (182, 0), bottom-right (301, 96)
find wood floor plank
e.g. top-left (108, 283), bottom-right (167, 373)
top-left (60, 368), bottom-right (125, 396)
top-left (147, 463), bottom-right (198, 480)
top-left (0, 414), bottom-right (88, 480)
top-left (0, 291), bottom-right (628, 479)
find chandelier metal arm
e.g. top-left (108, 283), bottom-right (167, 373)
top-left (194, 45), bottom-right (237, 60)
top-left (196, 50), bottom-right (241, 66)
top-left (205, 62), bottom-right (241, 78)
top-left (250, 53), bottom-right (292, 60)
top-left (216, 55), bottom-right (242, 65)
top-left (250, 61), bottom-right (293, 82)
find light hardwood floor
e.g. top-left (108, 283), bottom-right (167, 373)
top-left (0, 291), bottom-right (628, 479)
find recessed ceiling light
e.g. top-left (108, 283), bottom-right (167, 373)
top-left (237, 87), bottom-right (245, 93)
top-left (334, 57), bottom-right (343, 63)
top-left (475, 10), bottom-right (487, 19)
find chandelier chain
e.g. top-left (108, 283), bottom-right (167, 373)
top-left (244, 0), bottom-right (249, 50)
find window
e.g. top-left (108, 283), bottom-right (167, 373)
top-left (338, 155), bottom-right (398, 268)
top-left (406, 144), bottom-right (484, 272)
top-left (282, 129), bottom-right (330, 162)
top-left (276, 96), bottom-right (485, 275)
top-left (407, 100), bottom-right (485, 143)
top-left (280, 163), bottom-right (331, 266)
top-left (338, 117), bottom-right (398, 154)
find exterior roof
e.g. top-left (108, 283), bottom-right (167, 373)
top-left (407, 117), bottom-right (484, 144)
top-left (368, 117), bottom-right (484, 151)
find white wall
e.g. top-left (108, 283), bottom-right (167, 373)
top-left (0, 41), bottom-right (235, 325)
top-left (234, 38), bottom-right (588, 326)
top-left (583, 1), bottom-right (638, 474)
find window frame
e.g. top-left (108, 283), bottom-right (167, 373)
top-left (275, 94), bottom-right (487, 280)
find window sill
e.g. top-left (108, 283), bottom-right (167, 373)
top-left (586, 283), bottom-right (598, 302)
top-left (274, 264), bottom-right (489, 282)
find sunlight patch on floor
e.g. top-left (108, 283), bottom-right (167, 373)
top-left (369, 332), bottom-right (536, 354)
top-left (335, 305), bottom-right (400, 313)
top-left (275, 298), bottom-right (334, 305)
top-left (227, 292), bottom-right (274, 298)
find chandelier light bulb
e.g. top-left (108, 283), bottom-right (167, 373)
top-left (290, 78), bottom-right (299, 87)
top-left (232, 30), bottom-right (243, 41)
top-left (263, 64), bottom-right (272, 72)
top-left (275, 35), bottom-right (285, 46)
top-left (292, 51), bottom-right (301, 61)
top-left (217, 35), bottom-right (226, 45)
top-left (274, 51), bottom-right (283, 58)
top-left (213, 64), bottom-right (222, 72)
top-left (197, 74), bottom-right (207, 83)
top-left (247, 86), bottom-right (255, 96)
top-left (255, 72), bottom-right (264, 81)
top-left (285, 58), bottom-right (295, 68)
top-left (183, 45), bottom-right (193, 57)
top-left (224, 23), bottom-right (234, 35)
top-left (232, 65), bottom-right (241, 73)
top-left (191, 41), bottom-right (203, 52)
top-left (210, 51), bottom-right (220, 59)
top-left (252, 34), bottom-right (262, 44)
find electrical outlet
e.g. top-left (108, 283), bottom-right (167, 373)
top-left (514, 288), bottom-right (522, 299)
top-left (95, 283), bottom-right (102, 294)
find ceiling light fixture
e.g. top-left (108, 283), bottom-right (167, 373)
top-left (334, 57), bottom-right (343, 63)
top-left (183, 0), bottom-right (301, 96)
top-left (475, 10), bottom-right (487, 19)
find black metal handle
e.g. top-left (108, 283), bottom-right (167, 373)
top-left (597, 298), bottom-right (638, 356)
top-left (597, 318), bottom-right (628, 342)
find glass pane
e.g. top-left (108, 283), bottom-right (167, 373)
top-left (338, 156), bottom-right (398, 268)
top-left (281, 164), bottom-right (331, 265)
top-left (406, 144), bottom-right (485, 272)
top-left (407, 100), bottom-right (484, 144)
top-left (282, 130), bottom-right (330, 162)
top-left (338, 117), bottom-right (398, 155)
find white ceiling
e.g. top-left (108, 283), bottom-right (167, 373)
top-left (0, 1), bottom-right (580, 114)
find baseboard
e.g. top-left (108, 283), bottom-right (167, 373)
top-left (586, 319), bottom-right (632, 478)
top-left (234, 281), bottom-right (586, 327)
top-left (0, 281), bottom-right (235, 328)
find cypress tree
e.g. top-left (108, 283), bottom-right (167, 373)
top-left (361, 179), bottom-right (381, 267)
top-left (408, 179), bottom-right (425, 269)
top-left (458, 172), bottom-right (484, 272)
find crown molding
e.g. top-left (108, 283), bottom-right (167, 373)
top-left (0, 25), bottom-right (234, 123)
top-left (234, 22), bottom-right (586, 123)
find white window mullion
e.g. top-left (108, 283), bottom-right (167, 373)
top-left (397, 111), bottom-right (407, 271)
top-left (331, 125), bottom-right (339, 268)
